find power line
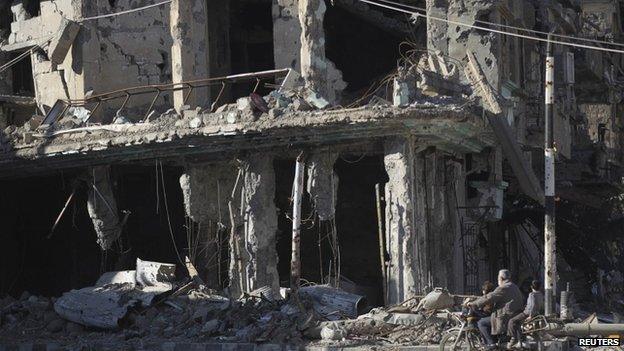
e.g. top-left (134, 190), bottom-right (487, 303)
top-left (358, 0), bottom-right (624, 55)
top-left (80, 0), bottom-right (172, 22)
top-left (375, 0), bottom-right (624, 48)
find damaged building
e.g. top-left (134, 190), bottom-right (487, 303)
top-left (1, 0), bottom-right (624, 348)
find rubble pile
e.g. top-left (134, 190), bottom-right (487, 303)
top-left (199, 86), bottom-right (331, 127)
top-left (0, 284), bottom-right (312, 345)
top-left (0, 271), bottom-right (463, 347)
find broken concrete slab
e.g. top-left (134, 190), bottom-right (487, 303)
top-left (53, 282), bottom-right (164, 329)
top-left (95, 270), bottom-right (136, 286)
top-left (47, 19), bottom-right (80, 65)
top-left (135, 258), bottom-right (176, 291)
top-left (298, 285), bottom-right (365, 320)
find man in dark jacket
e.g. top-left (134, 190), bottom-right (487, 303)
top-left (467, 269), bottom-right (524, 348)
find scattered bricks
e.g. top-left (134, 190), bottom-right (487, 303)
top-left (48, 20), bottom-right (80, 65)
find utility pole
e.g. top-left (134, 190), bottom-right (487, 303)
top-left (290, 152), bottom-right (305, 295)
top-left (544, 35), bottom-right (557, 317)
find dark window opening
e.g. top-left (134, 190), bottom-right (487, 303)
top-left (275, 155), bottom-right (388, 308)
top-left (324, 2), bottom-right (407, 93)
top-left (24, 0), bottom-right (41, 18)
top-left (229, 0), bottom-right (275, 100)
top-left (0, 173), bottom-right (101, 297)
top-left (0, 2), bottom-right (11, 42)
top-left (0, 165), bottom-right (188, 298)
top-left (10, 51), bottom-right (34, 96)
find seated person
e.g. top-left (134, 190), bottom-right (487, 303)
top-left (464, 281), bottom-right (496, 325)
top-left (507, 280), bottom-right (544, 349)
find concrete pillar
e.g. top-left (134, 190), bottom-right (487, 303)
top-left (180, 162), bottom-right (237, 288)
top-left (306, 150), bottom-right (338, 221)
top-left (384, 137), bottom-right (427, 304)
top-left (425, 0), bottom-right (449, 55)
top-left (87, 166), bottom-right (121, 251)
top-left (273, 0), bottom-right (301, 72)
top-left (230, 154), bottom-right (280, 297)
top-left (170, 0), bottom-right (208, 112)
top-left (297, 0), bottom-right (346, 103)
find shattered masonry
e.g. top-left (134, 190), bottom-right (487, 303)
top-left (1, 0), bottom-right (624, 348)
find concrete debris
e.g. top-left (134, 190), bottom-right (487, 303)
top-left (53, 282), bottom-right (162, 329)
top-left (135, 258), bottom-right (177, 291)
top-left (320, 323), bottom-right (347, 340)
top-left (54, 259), bottom-right (177, 329)
top-left (416, 288), bottom-right (454, 311)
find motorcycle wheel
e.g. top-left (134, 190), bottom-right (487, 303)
top-left (439, 331), bottom-right (474, 351)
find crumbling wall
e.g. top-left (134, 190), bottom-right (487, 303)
top-left (229, 154), bottom-right (280, 297)
top-left (92, 0), bottom-right (174, 114)
top-left (297, 0), bottom-right (346, 103)
top-left (3, 0), bottom-right (78, 110)
top-left (3, 0), bottom-right (180, 113)
top-left (384, 137), bottom-right (466, 302)
top-left (170, 0), bottom-right (208, 111)
top-left (384, 136), bottom-right (420, 304)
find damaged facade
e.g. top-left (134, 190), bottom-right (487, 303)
top-left (1, 0), bottom-right (624, 348)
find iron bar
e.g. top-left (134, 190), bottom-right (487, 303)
top-left (291, 152), bottom-right (305, 294)
top-left (144, 88), bottom-right (162, 121)
top-left (66, 68), bottom-right (291, 105)
top-left (375, 183), bottom-right (388, 305)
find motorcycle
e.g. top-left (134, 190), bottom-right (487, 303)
top-left (439, 308), bottom-right (487, 351)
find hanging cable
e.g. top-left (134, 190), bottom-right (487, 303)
top-left (373, 0), bottom-right (624, 48)
top-left (79, 0), bottom-right (172, 22)
top-left (357, 0), bottom-right (624, 55)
